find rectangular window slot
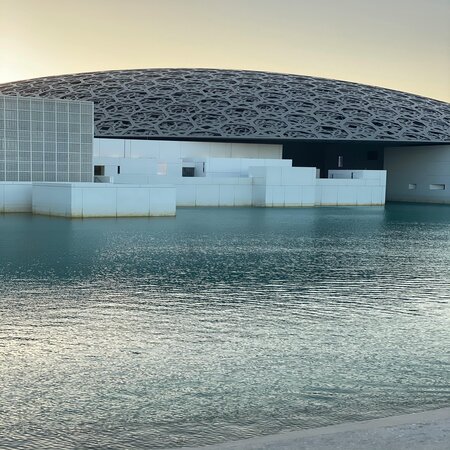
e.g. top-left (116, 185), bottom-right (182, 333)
top-left (429, 184), bottom-right (445, 190)
top-left (94, 165), bottom-right (104, 176)
top-left (117, 166), bottom-right (120, 174)
top-left (182, 167), bottom-right (195, 177)
top-left (408, 184), bottom-right (417, 190)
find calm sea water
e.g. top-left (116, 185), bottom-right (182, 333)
top-left (0, 204), bottom-right (449, 449)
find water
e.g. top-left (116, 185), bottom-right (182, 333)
top-left (0, 204), bottom-right (449, 449)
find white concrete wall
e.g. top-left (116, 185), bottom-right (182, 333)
top-left (96, 162), bottom-right (386, 208)
top-left (250, 168), bottom-right (386, 207)
top-left (204, 158), bottom-right (291, 178)
top-left (250, 167), bottom-right (317, 207)
top-left (384, 145), bottom-right (450, 203)
top-left (32, 183), bottom-right (176, 217)
top-left (95, 155), bottom-right (291, 183)
top-left (322, 170), bottom-right (386, 205)
top-left (94, 139), bottom-right (282, 160)
top-left (0, 182), bottom-right (32, 212)
top-left (174, 177), bottom-right (253, 207)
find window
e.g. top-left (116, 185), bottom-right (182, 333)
top-left (408, 184), bottom-right (417, 190)
top-left (117, 166), bottom-right (120, 174)
top-left (429, 184), bottom-right (445, 190)
top-left (182, 167), bottom-right (195, 177)
top-left (94, 165), bottom-right (105, 176)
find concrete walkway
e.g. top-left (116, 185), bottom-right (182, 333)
top-left (178, 407), bottom-right (450, 450)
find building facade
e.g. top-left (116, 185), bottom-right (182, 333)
top-left (0, 69), bottom-right (449, 214)
top-left (0, 95), bottom-right (93, 182)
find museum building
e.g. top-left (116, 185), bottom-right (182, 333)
top-left (0, 69), bottom-right (449, 217)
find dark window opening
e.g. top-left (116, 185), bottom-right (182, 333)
top-left (117, 166), bottom-right (120, 174)
top-left (182, 167), bottom-right (195, 177)
top-left (94, 165), bottom-right (104, 176)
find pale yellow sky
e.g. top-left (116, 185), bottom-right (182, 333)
top-left (1, 0), bottom-right (449, 102)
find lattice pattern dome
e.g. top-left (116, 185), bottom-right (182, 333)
top-left (1, 69), bottom-right (449, 142)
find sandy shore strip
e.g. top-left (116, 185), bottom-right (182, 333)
top-left (175, 407), bottom-right (450, 450)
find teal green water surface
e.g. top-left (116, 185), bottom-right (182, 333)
top-left (0, 204), bottom-right (449, 449)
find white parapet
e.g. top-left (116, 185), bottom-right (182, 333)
top-left (32, 183), bottom-right (176, 218)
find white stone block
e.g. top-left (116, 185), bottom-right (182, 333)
top-left (281, 167), bottom-right (301, 185)
top-left (249, 167), bottom-right (266, 178)
top-left (264, 186), bottom-right (273, 206)
top-left (252, 185), bottom-right (266, 207)
top-left (284, 186), bottom-right (300, 206)
top-left (361, 170), bottom-right (380, 180)
top-left (365, 178), bottom-right (382, 186)
top-left (4, 183), bottom-right (32, 212)
top-left (180, 141), bottom-right (211, 158)
top-left (337, 185), bottom-right (357, 205)
top-left (71, 187), bottom-right (83, 217)
top-left (0, 184), bottom-right (4, 212)
top-left (258, 144), bottom-right (283, 159)
top-left (99, 138), bottom-right (124, 157)
top-left (196, 185), bottom-right (220, 206)
top-left (82, 186), bottom-right (117, 216)
top-left (117, 187), bottom-right (150, 216)
top-left (272, 185), bottom-right (285, 206)
top-left (128, 139), bottom-right (156, 158)
top-left (209, 142), bottom-right (232, 158)
top-left (357, 186), bottom-right (373, 205)
top-left (371, 186), bottom-right (385, 205)
top-left (321, 185), bottom-right (338, 205)
top-left (166, 162), bottom-right (182, 177)
top-left (265, 167), bottom-right (282, 185)
top-left (297, 167), bottom-right (317, 185)
top-left (93, 139), bottom-right (100, 157)
top-left (251, 176), bottom-right (265, 186)
top-left (231, 143), bottom-right (256, 158)
top-left (234, 185), bottom-right (252, 206)
top-left (149, 186), bottom-right (176, 215)
top-left (159, 141), bottom-right (181, 159)
top-left (302, 185), bottom-right (316, 206)
top-left (176, 184), bottom-right (196, 206)
top-left (219, 185), bottom-right (235, 206)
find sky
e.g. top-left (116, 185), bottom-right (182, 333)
top-left (1, 0), bottom-right (449, 102)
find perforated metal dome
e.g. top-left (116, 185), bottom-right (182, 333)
top-left (1, 68), bottom-right (449, 142)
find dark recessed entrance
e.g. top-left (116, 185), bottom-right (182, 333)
top-left (282, 141), bottom-right (385, 178)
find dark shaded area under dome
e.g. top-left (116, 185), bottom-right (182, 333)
top-left (0, 68), bottom-right (449, 143)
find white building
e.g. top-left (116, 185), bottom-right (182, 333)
top-left (1, 66), bottom-right (448, 217)
top-left (0, 94), bottom-right (386, 217)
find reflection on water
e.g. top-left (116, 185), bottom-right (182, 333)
top-left (0, 204), bottom-right (449, 449)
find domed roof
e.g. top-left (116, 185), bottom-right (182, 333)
top-left (1, 68), bottom-right (449, 142)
